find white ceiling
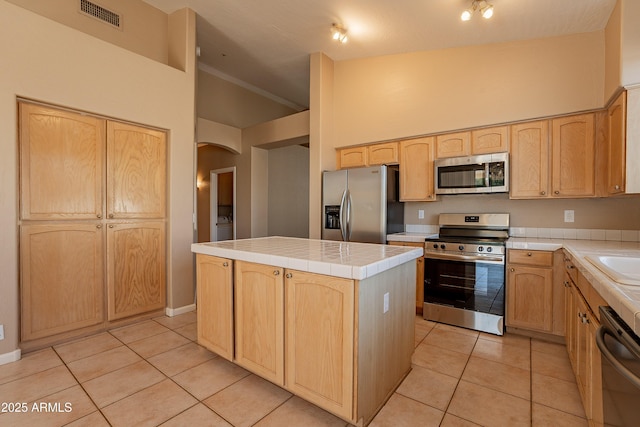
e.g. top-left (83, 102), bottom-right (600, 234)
top-left (142, 0), bottom-right (616, 110)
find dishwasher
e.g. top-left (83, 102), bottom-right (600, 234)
top-left (596, 306), bottom-right (640, 427)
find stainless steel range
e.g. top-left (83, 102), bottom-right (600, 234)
top-left (423, 213), bottom-right (509, 335)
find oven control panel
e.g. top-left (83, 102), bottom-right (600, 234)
top-left (424, 241), bottom-right (505, 256)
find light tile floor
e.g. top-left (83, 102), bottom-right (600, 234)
top-left (0, 313), bottom-right (587, 426)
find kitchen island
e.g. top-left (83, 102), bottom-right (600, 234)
top-left (191, 236), bottom-right (423, 426)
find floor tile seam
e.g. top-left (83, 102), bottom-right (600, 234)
top-left (392, 389), bottom-right (449, 414)
top-left (155, 320), bottom-right (197, 332)
top-left (476, 335), bottom-right (533, 350)
top-left (458, 371), bottom-right (531, 401)
top-left (530, 401), bottom-right (589, 421)
top-left (531, 370), bottom-right (580, 386)
top-left (245, 394), bottom-right (295, 427)
top-left (419, 340), bottom-right (476, 357)
top-left (468, 352), bottom-right (532, 371)
top-left (0, 351), bottom-right (65, 386)
top-left (438, 344), bottom-right (473, 419)
top-left (0, 355), bottom-right (77, 391)
top-left (55, 343), bottom-right (128, 366)
top-left (123, 334), bottom-right (199, 362)
top-left (141, 341), bottom-right (215, 374)
top-left (107, 321), bottom-right (172, 345)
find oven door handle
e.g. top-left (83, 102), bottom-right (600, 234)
top-left (596, 324), bottom-right (640, 390)
top-left (424, 252), bottom-right (504, 264)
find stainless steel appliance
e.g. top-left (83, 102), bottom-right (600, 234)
top-left (596, 306), bottom-right (640, 427)
top-left (322, 165), bottom-right (404, 244)
top-left (435, 152), bottom-right (509, 194)
top-left (423, 213), bottom-right (509, 335)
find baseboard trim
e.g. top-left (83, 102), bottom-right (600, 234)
top-left (165, 304), bottom-right (196, 317)
top-left (0, 349), bottom-right (22, 366)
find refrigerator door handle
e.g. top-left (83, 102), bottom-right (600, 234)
top-left (339, 189), bottom-right (348, 241)
top-left (346, 190), bottom-right (353, 241)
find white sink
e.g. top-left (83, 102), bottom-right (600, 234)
top-left (586, 256), bottom-right (640, 286)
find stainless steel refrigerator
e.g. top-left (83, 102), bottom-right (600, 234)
top-left (322, 165), bottom-right (404, 244)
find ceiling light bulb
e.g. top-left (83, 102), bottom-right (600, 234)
top-left (481, 4), bottom-right (494, 19)
top-left (461, 10), bottom-right (472, 21)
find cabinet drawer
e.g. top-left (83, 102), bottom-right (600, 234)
top-left (508, 249), bottom-right (553, 266)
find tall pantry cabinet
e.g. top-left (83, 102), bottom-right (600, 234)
top-left (19, 103), bottom-right (167, 344)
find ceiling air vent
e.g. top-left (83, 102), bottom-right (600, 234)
top-left (79, 0), bottom-right (121, 28)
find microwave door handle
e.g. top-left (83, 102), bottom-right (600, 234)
top-left (485, 163), bottom-right (490, 188)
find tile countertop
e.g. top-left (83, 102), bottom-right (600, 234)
top-left (191, 236), bottom-right (423, 281)
top-left (508, 238), bottom-right (640, 336)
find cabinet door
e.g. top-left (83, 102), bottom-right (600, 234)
top-left (337, 147), bottom-right (367, 169)
top-left (564, 276), bottom-right (577, 371)
top-left (106, 221), bottom-right (166, 320)
top-left (107, 122), bottom-right (166, 219)
top-left (399, 137), bottom-right (436, 201)
top-left (285, 270), bottom-right (354, 420)
top-left (235, 261), bottom-right (284, 385)
top-left (20, 224), bottom-right (104, 341)
top-left (388, 242), bottom-right (424, 313)
top-left (19, 103), bottom-right (104, 220)
top-left (506, 265), bottom-right (553, 332)
top-left (196, 255), bottom-right (233, 361)
top-left (510, 121), bottom-right (549, 198)
top-left (471, 126), bottom-right (509, 154)
top-left (607, 91), bottom-right (626, 194)
top-left (551, 114), bottom-right (595, 197)
top-left (436, 131), bottom-right (471, 158)
top-left (367, 142), bottom-right (399, 165)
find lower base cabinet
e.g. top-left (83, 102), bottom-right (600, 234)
top-left (195, 255), bottom-right (415, 426)
top-left (388, 241), bottom-right (425, 314)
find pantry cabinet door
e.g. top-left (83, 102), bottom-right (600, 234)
top-left (20, 224), bottom-right (104, 341)
top-left (19, 103), bottom-right (105, 220)
top-left (106, 221), bottom-right (166, 320)
top-left (107, 122), bottom-right (166, 219)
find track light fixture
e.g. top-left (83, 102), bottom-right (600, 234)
top-left (461, 0), bottom-right (494, 21)
top-left (331, 24), bottom-right (348, 44)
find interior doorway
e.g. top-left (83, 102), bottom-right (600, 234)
top-left (210, 167), bottom-right (236, 242)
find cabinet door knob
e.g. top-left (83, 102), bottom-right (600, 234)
top-left (222, 262), bottom-right (229, 267)
top-left (109, 224), bottom-right (114, 228)
top-left (97, 213), bottom-right (102, 219)
top-left (554, 191), bottom-right (560, 195)
top-left (96, 224), bottom-right (102, 229)
top-left (109, 213), bottom-right (114, 218)
top-left (563, 281), bottom-right (569, 287)
top-left (527, 252), bottom-right (532, 256)
top-left (273, 270), bottom-right (280, 276)
top-left (615, 185), bottom-right (620, 190)
top-left (286, 273), bottom-right (292, 279)
top-left (510, 268), bottom-right (515, 272)
top-left (540, 191), bottom-right (546, 195)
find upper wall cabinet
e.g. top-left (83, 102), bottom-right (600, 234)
top-left (20, 104), bottom-right (105, 220)
top-left (337, 142), bottom-right (398, 169)
top-left (551, 114), bottom-right (595, 198)
top-left (399, 137), bottom-right (436, 202)
top-left (107, 122), bottom-right (167, 219)
top-left (472, 126), bottom-right (509, 154)
top-left (607, 91), bottom-right (626, 194)
top-left (435, 131), bottom-right (470, 158)
top-left (510, 114), bottom-right (595, 199)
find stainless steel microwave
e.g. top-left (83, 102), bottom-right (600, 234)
top-left (434, 152), bottom-right (509, 194)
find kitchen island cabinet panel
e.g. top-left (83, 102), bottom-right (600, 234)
top-left (20, 224), bottom-right (104, 341)
top-left (285, 271), bottom-right (354, 420)
top-left (234, 261), bottom-right (285, 385)
top-left (196, 254), bottom-right (233, 361)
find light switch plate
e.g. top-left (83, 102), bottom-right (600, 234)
top-left (0, 324), bottom-right (4, 341)
top-left (383, 293), bottom-right (389, 313)
top-left (418, 209), bottom-right (424, 219)
top-left (564, 210), bottom-right (575, 223)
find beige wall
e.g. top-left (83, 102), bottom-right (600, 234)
top-left (620, 0), bottom-right (640, 86)
top-left (0, 1), bottom-right (196, 357)
top-left (268, 145), bottom-right (310, 238)
top-left (605, 0), bottom-right (622, 100)
top-left (331, 32), bottom-right (605, 149)
top-left (6, 0), bottom-right (169, 67)
top-left (197, 68), bottom-right (297, 128)
top-left (405, 195), bottom-right (640, 230)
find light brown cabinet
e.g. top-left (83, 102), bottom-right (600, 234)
top-left (234, 261), bottom-right (285, 385)
top-left (506, 250), bottom-right (554, 332)
top-left (605, 91), bottom-right (626, 195)
top-left (510, 114), bottom-right (595, 199)
top-left (285, 270), bottom-right (354, 420)
top-left (106, 221), bottom-right (166, 321)
top-left (18, 102), bottom-right (167, 346)
top-left (435, 131), bottom-right (470, 158)
top-left (196, 254), bottom-right (234, 361)
top-left (20, 224), bottom-right (104, 341)
top-left (563, 255), bottom-right (604, 427)
top-left (337, 142), bottom-right (399, 169)
top-left (472, 126), bottom-right (509, 154)
top-left (399, 137), bottom-right (436, 201)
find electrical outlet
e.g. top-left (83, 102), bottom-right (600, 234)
top-left (0, 324), bottom-right (4, 341)
top-left (418, 209), bottom-right (424, 219)
top-left (383, 292), bottom-right (389, 313)
top-left (564, 210), bottom-right (575, 223)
